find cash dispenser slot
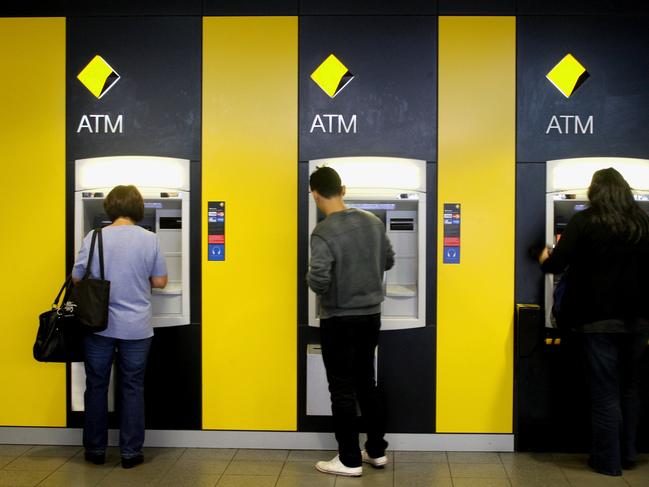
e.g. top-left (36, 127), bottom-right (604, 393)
top-left (389, 218), bottom-right (415, 231)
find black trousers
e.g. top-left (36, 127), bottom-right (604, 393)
top-left (582, 333), bottom-right (648, 475)
top-left (320, 313), bottom-right (388, 468)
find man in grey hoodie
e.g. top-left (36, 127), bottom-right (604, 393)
top-left (307, 166), bottom-right (395, 477)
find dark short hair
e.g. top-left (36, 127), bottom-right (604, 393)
top-left (104, 185), bottom-right (144, 222)
top-left (309, 166), bottom-right (342, 198)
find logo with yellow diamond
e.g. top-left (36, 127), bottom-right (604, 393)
top-left (546, 53), bottom-right (589, 98)
top-left (311, 54), bottom-right (354, 99)
top-left (77, 55), bottom-right (120, 99)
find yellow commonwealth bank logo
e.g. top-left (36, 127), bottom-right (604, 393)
top-left (546, 53), bottom-right (589, 98)
top-left (77, 55), bottom-right (120, 99)
top-left (311, 54), bottom-right (354, 98)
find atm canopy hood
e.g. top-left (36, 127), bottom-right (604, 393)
top-left (75, 156), bottom-right (190, 192)
top-left (547, 157), bottom-right (649, 193)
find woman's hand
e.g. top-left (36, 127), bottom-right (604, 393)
top-left (539, 246), bottom-right (551, 264)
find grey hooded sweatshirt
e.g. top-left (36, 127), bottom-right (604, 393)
top-left (307, 208), bottom-right (395, 319)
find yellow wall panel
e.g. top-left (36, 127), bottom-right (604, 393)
top-left (202, 17), bottom-right (297, 430)
top-left (0, 18), bottom-right (66, 426)
top-left (437, 17), bottom-right (516, 433)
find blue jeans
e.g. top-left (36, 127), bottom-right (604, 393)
top-left (83, 334), bottom-right (152, 458)
top-left (320, 314), bottom-right (388, 468)
top-left (583, 333), bottom-right (648, 475)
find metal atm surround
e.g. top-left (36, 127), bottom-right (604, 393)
top-left (70, 156), bottom-right (191, 413)
top-left (306, 158), bottom-right (427, 331)
top-left (544, 157), bottom-right (649, 327)
top-left (300, 157), bottom-right (435, 430)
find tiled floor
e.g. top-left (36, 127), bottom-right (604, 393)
top-left (0, 445), bottom-right (648, 487)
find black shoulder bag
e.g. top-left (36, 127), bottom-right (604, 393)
top-left (68, 228), bottom-right (111, 332)
top-left (34, 277), bottom-right (84, 362)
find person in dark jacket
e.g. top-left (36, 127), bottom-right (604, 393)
top-left (307, 166), bottom-right (395, 477)
top-left (539, 167), bottom-right (649, 476)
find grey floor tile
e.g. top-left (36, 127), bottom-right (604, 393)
top-left (386, 473), bottom-right (452, 487)
top-left (450, 463), bottom-right (508, 478)
top-left (281, 461), bottom-right (323, 476)
top-left (0, 469), bottom-right (50, 487)
top-left (225, 460), bottom-right (284, 476)
top-left (3, 455), bottom-right (70, 471)
top-left (0, 445), bottom-right (32, 457)
top-left (94, 464), bottom-right (167, 486)
top-left (453, 479), bottom-right (512, 487)
top-left (36, 469), bottom-right (110, 487)
top-left (156, 469), bottom-right (222, 487)
top-left (334, 473), bottom-right (394, 487)
top-left (142, 447), bottom-right (185, 462)
top-left (395, 462), bottom-right (451, 485)
top-left (561, 465), bottom-right (629, 486)
top-left (0, 456), bottom-right (16, 469)
top-left (167, 459), bottom-right (231, 475)
top-left (509, 478), bottom-right (570, 487)
top-left (552, 453), bottom-right (588, 468)
top-left (448, 452), bottom-right (502, 464)
top-left (55, 454), bottom-right (121, 472)
top-left (287, 450), bottom-right (338, 462)
top-left (499, 452), bottom-right (555, 467)
top-left (625, 478), bottom-right (649, 487)
top-left (180, 448), bottom-right (237, 461)
top-left (216, 474), bottom-right (277, 487)
top-left (25, 445), bottom-right (82, 457)
top-left (276, 475), bottom-right (336, 487)
top-left (394, 451), bottom-right (447, 463)
top-left (505, 463), bottom-right (566, 479)
top-left (234, 449), bottom-right (289, 461)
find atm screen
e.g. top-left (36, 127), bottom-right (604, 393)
top-left (554, 198), bottom-right (649, 239)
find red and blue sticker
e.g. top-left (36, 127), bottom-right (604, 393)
top-left (208, 201), bottom-right (225, 261)
top-left (443, 203), bottom-right (460, 264)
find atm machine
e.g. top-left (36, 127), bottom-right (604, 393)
top-left (71, 156), bottom-right (191, 412)
top-left (544, 157), bottom-right (649, 327)
top-left (305, 157), bottom-right (426, 416)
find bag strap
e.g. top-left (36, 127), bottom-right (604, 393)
top-left (52, 276), bottom-right (72, 308)
top-left (82, 229), bottom-right (105, 280)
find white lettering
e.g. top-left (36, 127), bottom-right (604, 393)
top-left (339, 114), bottom-right (357, 134)
top-left (310, 114), bottom-right (326, 133)
top-left (76, 114), bottom-right (124, 134)
top-left (77, 115), bottom-right (92, 133)
top-left (546, 115), bottom-right (562, 134)
top-left (310, 114), bottom-right (358, 134)
top-left (105, 114), bottom-right (123, 134)
top-left (575, 115), bottom-right (593, 134)
top-left (546, 114), bottom-right (594, 135)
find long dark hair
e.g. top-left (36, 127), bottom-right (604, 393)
top-left (587, 167), bottom-right (649, 242)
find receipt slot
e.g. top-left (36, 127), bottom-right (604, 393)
top-left (544, 157), bottom-right (649, 327)
top-left (71, 156), bottom-right (191, 411)
top-left (307, 157), bottom-right (426, 331)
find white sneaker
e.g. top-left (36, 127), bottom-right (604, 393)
top-left (361, 450), bottom-right (388, 468)
top-left (315, 455), bottom-right (363, 476)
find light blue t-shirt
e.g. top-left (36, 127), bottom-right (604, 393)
top-left (72, 225), bottom-right (167, 340)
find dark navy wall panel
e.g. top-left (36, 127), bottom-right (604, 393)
top-left (67, 17), bottom-right (201, 161)
top-left (517, 16), bottom-right (649, 161)
top-left (299, 16), bottom-right (437, 161)
top-left (515, 163), bottom-right (546, 305)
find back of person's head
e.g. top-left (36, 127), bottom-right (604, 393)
top-left (104, 185), bottom-right (144, 222)
top-left (309, 166), bottom-right (343, 198)
top-left (587, 167), bottom-right (649, 242)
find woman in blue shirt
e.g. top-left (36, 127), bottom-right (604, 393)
top-left (72, 185), bottom-right (167, 469)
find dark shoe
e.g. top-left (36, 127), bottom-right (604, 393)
top-left (121, 454), bottom-right (144, 469)
top-left (587, 456), bottom-right (621, 476)
top-left (84, 451), bottom-right (105, 465)
top-left (622, 459), bottom-right (637, 470)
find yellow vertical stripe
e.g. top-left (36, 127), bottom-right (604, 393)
top-left (437, 17), bottom-right (516, 433)
top-left (202, 17), bottom-right (298, 430)
top-left (0, 18), bottom-right (66, 426)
